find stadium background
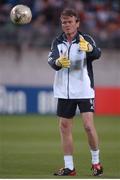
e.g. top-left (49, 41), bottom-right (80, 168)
top-left (0, 0), bottom-right (120, 178)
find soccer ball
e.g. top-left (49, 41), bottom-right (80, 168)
top-left (10, 4), bottom-right (32, 24)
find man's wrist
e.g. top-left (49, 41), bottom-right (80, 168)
top-left (55, 59), bottom-right (62, 67)
top-left (88, 44), bottom-right (93, 52)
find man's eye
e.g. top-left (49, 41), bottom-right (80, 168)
top-left (62, 21), bottom-right (71, 25)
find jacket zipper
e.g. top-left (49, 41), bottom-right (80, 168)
top-left (63, 41), bottom-right (73, 99)
top-left (67, 43), bottom-right (72, 99)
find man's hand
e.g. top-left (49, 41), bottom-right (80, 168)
top-left (79, 36), bottom-right (93, 52)
top-left (56, 56), bottom-right (71, 68)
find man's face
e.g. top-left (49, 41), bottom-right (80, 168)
top-left (61, 16), bottom-right (79, 35)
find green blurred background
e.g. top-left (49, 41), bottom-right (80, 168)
top-left (0, 115), bottom-right (120, 178)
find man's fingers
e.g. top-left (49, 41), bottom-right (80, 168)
top-left (56, 57), bottom-right (71, 68)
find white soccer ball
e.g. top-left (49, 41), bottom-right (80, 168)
top-left (10, 4), bottom-right (32, 24)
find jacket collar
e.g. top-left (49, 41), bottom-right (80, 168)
top-left (56, 31), bottom-right (83, 43)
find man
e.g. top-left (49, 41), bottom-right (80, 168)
top-left (48, 8), bottom-right (103, 176)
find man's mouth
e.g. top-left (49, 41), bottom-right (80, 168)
top-left (66, 28), bottom-right (70, 31)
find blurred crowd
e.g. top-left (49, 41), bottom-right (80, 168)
top-left (0, 0), bottom-right (120, 49)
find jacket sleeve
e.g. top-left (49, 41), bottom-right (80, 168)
top-left (84, 34), bottom-right (101, 61)
top-left (48, 39), bottom-right (62, 71)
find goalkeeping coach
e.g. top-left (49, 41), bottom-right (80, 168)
top-left (48, 8), bottom-right (103, 176)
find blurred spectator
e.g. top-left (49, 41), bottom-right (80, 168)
top-left (0, 0), bottom-right (120, 48)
